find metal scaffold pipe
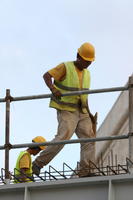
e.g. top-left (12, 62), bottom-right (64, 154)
top-left (0, 86), bottom-right (128, 103)
top-left (0, 134), bottom-right (129, 150)
top-left (0, 81), bottom-right (132, 185)
top-left (129, 75), bottom-right (133, 173)
top-left (5, 89), bottom-right (11, 182)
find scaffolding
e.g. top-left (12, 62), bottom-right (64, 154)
top-left (0, 75), bottom-right (133, 184)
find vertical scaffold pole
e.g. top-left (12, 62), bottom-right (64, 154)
top-left (4, 89), bottom-right (11, 183)
top-left (129, 76), bottom-right (133, 173)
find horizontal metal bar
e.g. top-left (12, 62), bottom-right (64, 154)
top-left (0, 86), bottom-right (128, 103)
top-left (0, 134), bottom-right (129, 150)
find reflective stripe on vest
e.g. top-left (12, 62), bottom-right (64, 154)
top-left (50, 61), bottom-right (90, 113)
top-left (14, 151), bottom-right (32, 183)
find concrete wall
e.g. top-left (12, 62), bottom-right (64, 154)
top-left (96, 89), bottom-right (129, 166)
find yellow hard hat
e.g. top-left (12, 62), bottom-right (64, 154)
top-left (78, 42), bottom-right (95, 61)
top-left (32, 136), bottom-right (46, 150)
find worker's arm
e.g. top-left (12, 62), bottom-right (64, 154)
top-left (43, 72), bottom-right (62, 98)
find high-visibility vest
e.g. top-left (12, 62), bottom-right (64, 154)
top-left (50, 61), bottom-right (91, 113)
top-left (14, 151), bottom-right (33, 183)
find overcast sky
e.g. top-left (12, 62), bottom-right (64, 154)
top-left (0, 0), bottom-right (133, 175)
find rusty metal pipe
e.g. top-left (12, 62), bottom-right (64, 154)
top-left (5, 89), bottom-right (11, 181)
top-left (129, 76), bottom-right (133, 167)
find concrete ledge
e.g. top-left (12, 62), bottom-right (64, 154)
top-left (0, 174), bottom-right (133, 200)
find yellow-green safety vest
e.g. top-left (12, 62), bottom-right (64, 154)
top-left (14, 151), bottom-right (33, 183)
top-left (50, 61), bottom-right (91, 113)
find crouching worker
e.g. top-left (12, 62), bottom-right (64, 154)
top-left (14, 136), bottom-right (46, 183)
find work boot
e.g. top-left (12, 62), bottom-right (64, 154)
top-left (32, 161), bottom-right (41, 176)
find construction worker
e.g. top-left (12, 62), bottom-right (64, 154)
top-left (14, 136), bottom-right (46, 183)
top-left (32, 42), bottom-right (97, 177)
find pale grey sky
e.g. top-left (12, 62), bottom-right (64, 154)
top-left (0, 0), bottom-right (133, 173)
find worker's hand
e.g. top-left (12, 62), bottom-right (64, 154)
top-left (51, 87), bottom-right (62, 99)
